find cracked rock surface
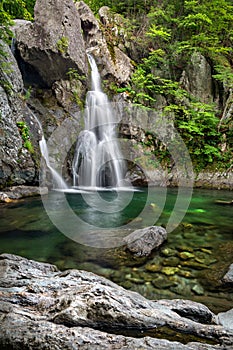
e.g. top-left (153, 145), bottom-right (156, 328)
top-left (0, 253), bottom-right (232, 349)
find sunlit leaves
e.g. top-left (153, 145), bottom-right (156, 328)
top-left (146, 24), bottom-right (171, 42)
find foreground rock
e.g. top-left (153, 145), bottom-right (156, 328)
top-left (0, 254), bottom-right (232, 349)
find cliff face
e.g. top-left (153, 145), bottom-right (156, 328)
top-left (0, 41), bottom-right (39, 188)
top-left (0, 0), bottom-right (232, 190)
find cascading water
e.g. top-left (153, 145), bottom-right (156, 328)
top-left (72, 55), bottom-right (125, 188)
top-left (33, 114), bottom-right (68, 189)
top-left (39, 135), bottom-right (68, 189)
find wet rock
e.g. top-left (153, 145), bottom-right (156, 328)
top-left (161, 247), bottom-right (177, 257)
top-left (179, 251), bottom-right (195, 260)
top-left (222, 264), bottom-right (233, 285)
top-left (152, 275), bottom-right (176, 289)
top-left (1, 185), bottom-right (48, 199)
top-left (192, 284), bottom-right (205, 296)
top-left (161, 266), bottom-right (179, 276)
top-left (145, 263), bottom-right (162, 272)
top-left (123, 226), bottom-right (167, 257)
top-left (170, 279), bottom-right (193, 297)
top-left (216, 308), bottom-right (233, 333)
top-left (194, 252), bottom-right (217, 266)
top-left (162, 256), bottom-right (180, 267)
top-left (0, 192), bottom-right (11, 203)
top-left (1, 253), bottom-right (232, 349)
top-left (194, 170), bottom-right (233, 190)
top-left (181, 260), bottom-right (209, 270)
top-left (177, 270), bottom-right (193, 278)
top-left (154, 299), bottom-right (215, 324)
top-left (14, 0), bottom-right (87, 87)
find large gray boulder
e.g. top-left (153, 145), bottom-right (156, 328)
top-left (124, 226), bottom-right (167, 256)
top-left (180, 52), bottom-right (214, 104)
top-left (1, 254), bottom-right (232, 349)
top-left (77, 1), bottom-right (132, 85)
top-left (14, 0), bottom-right (88, 87)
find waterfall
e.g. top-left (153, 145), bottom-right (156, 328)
top-left (33, 113), bottom-right (68, 189)
top-left (39, 136), bottom-right (68, 189)
top-left (72, 55), bottom-right (125, 188)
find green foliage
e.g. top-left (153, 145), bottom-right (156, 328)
top-left (0, 2), bottom-right (13, 55)
top-left (66, 68), bottom-right (85, 83)
top-left (116, 0), bottom-right (233, 171)
top-left (128, 48), bottom-right (224, 168)
top-left (66, 68), bottom-right (86, 109)
top-left (173, 102), bottom-right (222, 167)
top-left (213, 65), bottom-right (233, 89)
top-left (146, 24), bottom-right (171, 42)
top-left (75, 0), bottom-right (154, 16)
top-left (2, 0), bottom-right (34, 20)
top-left (0, 0), bottom-right (36, 58)
top-left (56, 37), bottom-right (69, 54)
top-left (16, 121), bottom-right (34, 153)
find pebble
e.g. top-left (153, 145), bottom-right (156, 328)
top-left (178, 251), bottom-right (195, 260)
top-left (145, 263), bottom-right (161, 272)
top-left (161, 267), bottom-right (179, 276)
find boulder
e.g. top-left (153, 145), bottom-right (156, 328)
top-left (1, 185), bottom-right (48, 200)
top-left (123, 226), bottom-right (167, 256)
top-left (216, 309), bottom-right (233, 333)
top-left (14, 0), bottom-right (88, 87)
top-left (222, 264), bottom-right (233, 285)
top-left (0, 254), bottom-right (232, 349)
top-left (194, 170), bottom-right (233, 190)
top-left (180, 52), bottom-right (214, 104)
top-left (77, 1), bottom-right (132, 85)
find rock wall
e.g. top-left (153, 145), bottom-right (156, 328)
top-left (77, 1), bottom-right (132, 85)
top-left (0, 41), bottom-right (40, 188)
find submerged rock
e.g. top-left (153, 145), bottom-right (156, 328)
top-left (0, 253), bottom-right (232, 349)
top-left (123, 226), bottom-right (167, 257)
top-left (222, 264), bottom-right (233, 285)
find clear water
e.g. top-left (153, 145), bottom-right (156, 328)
top-left (0, 188), bottom-right (232, 313)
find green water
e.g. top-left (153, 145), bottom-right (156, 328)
top-left (0, 188), bottom-right (232, 313)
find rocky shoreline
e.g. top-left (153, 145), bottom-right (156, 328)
top-left (0, 253), bottom-right (233, 349)
top-left (0, 177), bottom-right (232, 204)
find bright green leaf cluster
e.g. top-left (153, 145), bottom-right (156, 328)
top-left (16, 121), bottom-right (34, 153)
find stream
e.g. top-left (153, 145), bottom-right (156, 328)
top-left (0, 187), bottom-right (232, 314)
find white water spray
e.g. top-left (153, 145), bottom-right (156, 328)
top-left (72, 55), bottom-right (125, 188)
top-left (33, 113), bottom-right (67, 189)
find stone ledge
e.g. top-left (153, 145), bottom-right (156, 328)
top-left (0, 254), bottom-right (232, 349)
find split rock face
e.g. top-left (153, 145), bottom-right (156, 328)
top-left (14, 0), bottom-right (88, 87)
